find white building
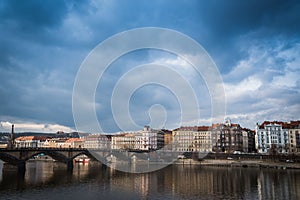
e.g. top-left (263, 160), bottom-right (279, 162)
top-left (15, 136), bottom-right (48, 148)
top-left (111, 126), bottom-right (164, 151)
top-left (135, 126), bottom-right (164, 151)
top-left (84, 134), bottom-right (111, 149)
top-left (255, 121), bottom-right (289, 154)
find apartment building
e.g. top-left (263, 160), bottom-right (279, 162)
top-left (135, 126), bottom-right (164, 151)
top-left (15, 136), bottom-right (48, 148)
top-left (84, 134), bottom-right (111, 149)
top-left (287, 121), bottom-right (300, 153)
top-left (241, 128), bottom-right (256, 153)
top-left (211, 120), bottom-right (243, 153)
top-left (172, 126), bottom-right (212, 152)
top-left (111, 133), bottom-right (135, 150)
top-left (255, 121), bottom-right (289, 154)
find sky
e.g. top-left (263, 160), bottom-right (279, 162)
top-left (0, 0), bottom-right (300, 133)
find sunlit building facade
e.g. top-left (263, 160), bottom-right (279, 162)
top-left (172, 126), bottom-right (212, 152)
top-left (111, 126), bottom-right (164, 151)
top-left (255, 121), bottom-right (289, 154)
top-left (287, 121), bottom-right (300, 153)
top-left (84, 134), bottom-right (111, 149)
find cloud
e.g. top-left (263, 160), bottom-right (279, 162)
top-left (0, 0), bottom-right (68, 28)
top-left (0, 121), bottom-right (75, 133)
top-left (222, 39), bottom-right (300, 127)
top-left (0, 1), bottom-right (300, 133)
top-left (196, 0), bottom-right (300, 73)
top-left (225, 76), bottom-right (262, 101)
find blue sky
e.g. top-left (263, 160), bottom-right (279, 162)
top-left (0, 0), bottom-right (300, 133)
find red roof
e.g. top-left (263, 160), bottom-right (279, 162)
top-left (258, 120), bottom-right (300, 129)
top-left (15, 136), bottom-right (48, 141)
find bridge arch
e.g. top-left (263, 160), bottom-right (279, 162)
top-left (0, 152), bottom-right (21, 166)
top-left (23, 151), bottom-right (69, 163)
top-left (70, 151), bottom-right (98, 161)
top-left (0, 149), bottom-right (102, 171)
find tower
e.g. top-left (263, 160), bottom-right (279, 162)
top-left (7, 124), bottom-right (15, 149)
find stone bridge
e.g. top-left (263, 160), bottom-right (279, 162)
top-left (0, 148), bottom-right (179, 172)
top-left (0, 148), bottom-right (103, 171)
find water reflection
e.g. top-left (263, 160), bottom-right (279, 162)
top-left (0, 161), bottom-right (300, 200)
top-left (0, 161), bottom-right (3, 183)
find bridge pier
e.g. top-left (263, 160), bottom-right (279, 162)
top-left (17, 161), bottom-right (26, 173)
top-left (67, 159), bottom-right (73, 171)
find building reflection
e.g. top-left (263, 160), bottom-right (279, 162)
top-left (1, 161), bottom-right (300, 199)
top-left (0, 161), bottom-right (3, 183)
top-left (105, 164), bottom-right (300, 200)
top-left (257, 169), bottom-right (300, 200)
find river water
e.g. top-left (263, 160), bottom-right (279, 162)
top-left (0, 160), bottom-right (300, 200)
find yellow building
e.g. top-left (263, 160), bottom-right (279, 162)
top-left (111, 133), bottom-right (135, 150)
top-left (172, 126), bottom-right (211, 152)
top-left (287, 121), bottom-right (300, 153)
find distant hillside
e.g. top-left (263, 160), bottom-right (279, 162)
top-left (0, 132), bottom-right (86, 138)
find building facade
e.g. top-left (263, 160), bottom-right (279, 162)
top-left (241, 128), bottom-right (256, 153)
top-left (15, 136), bottom-right (48, 148)
top-left (172, 126), bottom-right (212, 152)
top-left (212, 120), bottom-right (243, 153)
top-left (135, 126), bottom-right (164, 151)
top-left (84, 134), bottom-right (111, 149)
top-left (287, 121), bottom-right (300, 153)
top-left (255, 121), bottom-right (289, 154)
top-left (162, 129), bottom-right (172, 150)
top-left (111, 133), bottom-right (135, 150)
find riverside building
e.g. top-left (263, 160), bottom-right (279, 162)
top-left (287, 121), bottom-right (300, 153)
top-left (172, 126), bottom-right (212, 152)
top-left (255, 121), bottom-right (289, 154)
top-left (211, 119), bottom-right (243, 153)
top-left (111, 126), bottom-right (164, 151)
top-left (83, 134), bottom-right (111, 149)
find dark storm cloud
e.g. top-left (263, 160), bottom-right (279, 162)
top-left (0, 0), bottom-right (68, 29)
top-left (0, 0), bottom-right (80, 128)
top-left (195, 0), bottom-right (300, 73)
top-left (199, 0), bottom-right (300, 37)
top-left (0, 0), bottom-right (299, 132)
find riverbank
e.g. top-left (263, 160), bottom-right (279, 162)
top-left (174, 158), bottom-right (300, 169)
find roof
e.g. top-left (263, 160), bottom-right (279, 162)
top-left (65, 138), bottom-right (83, 143)
top-left (258, 120), bottom-right (300, 129)
top-left (15, 136), bottom-right (48, 141)
top-left (241, 127), bottom-right (255, 132)
top-left (173, 126), bottom-right (210, 131)
top-left (161, 129), bottom-right (172, 134)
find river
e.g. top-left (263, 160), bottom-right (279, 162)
top-left (0, 160), bottom-right (300, 200)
